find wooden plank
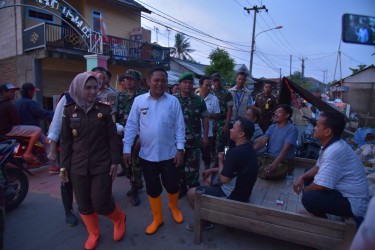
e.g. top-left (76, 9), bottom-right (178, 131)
top-left (200, 195), bottom-right (347, 230)
top-left (250, 177), bottom-right (271, 206)
top-left (200, 209), bottom-right (343, 250)
top-left (294, 157), bottom-right (317, 168)
top-left (201, 202), bottom-right (345, 239)
top-left (193, 191), bottom-right (203, 244)
top-left (342, 218), bottom-right (356, 248)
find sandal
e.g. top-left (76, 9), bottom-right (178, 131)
top-left (186, 223), bottom-right (214, 232)
top-left (23, 154), bottom-right (39, 164)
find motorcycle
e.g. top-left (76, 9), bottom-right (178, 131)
top-left (0, 139), bottom-right (29, 211)
top-left (297, 116), bottom-right (321, 160)
top-left (0, 135), bottom-right (54, 172)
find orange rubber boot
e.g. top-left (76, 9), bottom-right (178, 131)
top-left (145, 195), bottom-right (164, 235)
top-left (168, 192), bottom-right (184, 223)
top-left (80, 213), bottom-right (100, 250)
top-left (106, 206), bottom-right (126, 241)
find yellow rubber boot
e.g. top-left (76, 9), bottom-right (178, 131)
top-left (106, 206), bottom-right (126, 241)
top-left (168, 192), bottom-right (184, 223)
top-left (146, 195), bottom-right (164, 235)
top-left (80, 213), bottom-right (100, 250)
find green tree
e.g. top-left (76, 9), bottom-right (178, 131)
top-left (170, 33), bottom-right (195, 62)
top-left (205, 48), bottom-right (235, 83)
top-left (289, 71), bottom-right (313, 91)
top-left (349, 64), bottom-right (367, 74)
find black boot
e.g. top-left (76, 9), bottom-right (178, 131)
top-left (178, 185), bottom-right (188, 199)
top-left (61, 182), bottom-right (78, 226)
top-left (128, 187), bottom-right (140, 206)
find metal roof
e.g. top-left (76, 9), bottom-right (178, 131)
top-left (110, 0), bottom-right (151, 14)
top-left (171, 58), bottom-right (206, 76)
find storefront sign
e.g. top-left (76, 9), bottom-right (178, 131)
top-left (331, 86), bottom-right (349, 92)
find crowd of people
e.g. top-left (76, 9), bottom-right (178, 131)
top-left (0, 67), bottom-right (372, 249)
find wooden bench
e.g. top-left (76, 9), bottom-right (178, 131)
top-left (193, 161), bottom-right (357, 250)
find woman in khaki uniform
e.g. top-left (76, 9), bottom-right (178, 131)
top-left (60, 72), bottom-right (125, 249)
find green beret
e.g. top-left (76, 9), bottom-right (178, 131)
top-left (178, 72), bottom-right (194, 82)
top-left (124, 69), bottom-right (142, 81)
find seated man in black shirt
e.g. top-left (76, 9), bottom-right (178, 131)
top-left (186, 116), bottom-right (259, 230)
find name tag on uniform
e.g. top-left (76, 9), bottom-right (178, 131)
top-left (70, 118), bottom-right (81, 122)
top-left (140, 107), bottom-right (148, 115)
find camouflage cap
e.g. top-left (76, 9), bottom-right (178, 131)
top-left (210, 73), bottom-right (222, 80)
top-left (178, 72), bottom-right (194, 82)
top-left (124, 69), bottom-right (142, 81)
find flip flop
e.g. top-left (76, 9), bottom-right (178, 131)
top-left (186, 223), bottom-right (214, 232)
top-left (23, 154), bottom-right (39, 164)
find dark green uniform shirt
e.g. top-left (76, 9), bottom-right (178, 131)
top-left (174, 93), bottom-right (209, 140)
top-left (60, 102), bottom-right (120, 176)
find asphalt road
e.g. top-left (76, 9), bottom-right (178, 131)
top-left (4, 166), bottom-right (310, 250)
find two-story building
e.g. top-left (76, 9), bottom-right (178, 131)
top-left (0, 0), bottom-right (170, 109)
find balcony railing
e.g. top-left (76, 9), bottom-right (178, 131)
top-left (24, 23), bottom-right (170, 67)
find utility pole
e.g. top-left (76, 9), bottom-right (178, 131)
top-left (322, 69), bottom-right (327, 84)
top-left (244, 5), bottom-right (267, 78)
top-left (166, 27), bottom-right (171, 47)
top-left (300, 57), bottom-right (307, 79)
top-left (289, 55), bottom-right (292, 77)
top-left (154, 26), bottom-right (159, 43)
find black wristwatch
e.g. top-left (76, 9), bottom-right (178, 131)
top-left (177, 149), bottom-right (185, 153)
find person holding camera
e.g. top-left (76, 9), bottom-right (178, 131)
top-left (186, 117), bottom-right (258, 231)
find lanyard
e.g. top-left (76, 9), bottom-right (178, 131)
top-left (235, 89), bottom-right (245, 118)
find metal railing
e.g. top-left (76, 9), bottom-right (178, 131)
top-left (43, 23), bottom-right (170, 66)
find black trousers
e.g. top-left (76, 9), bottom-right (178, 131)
top-left (141, 158), bottom-right (179, 198)
top-left (70, 172), bottom-right (115, 215)
top-left (302, 189), bottom-right (354, 218)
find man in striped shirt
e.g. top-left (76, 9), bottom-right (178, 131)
top-left (293, 111), bottom-right (369, 226)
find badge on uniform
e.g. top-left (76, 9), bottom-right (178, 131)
top-left (72, 113), bottom-right (77, 117)
top-left (97, 113), bottom-right (103, 119)
top-left (140, 108), bottom-right (148, 115)
top-left (72, 129), bottom-right (78, 137)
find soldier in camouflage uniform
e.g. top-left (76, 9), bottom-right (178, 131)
top-left (211, 73), bottom-right (233, 159)
top-left (115, 69), bottom-right (146, 206)
top-left (254, 82), bottom-right (278, 133)
top-left (174, 72), bottom-right (209, 198)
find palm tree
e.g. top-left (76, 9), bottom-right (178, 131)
top-left (170, 33), bottom-right (195, 62)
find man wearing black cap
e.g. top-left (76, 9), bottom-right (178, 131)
top-left (174, 72), bottom-right (209, 198)
top-left (15, 83), bottom-right (53, 127)
top-left (211, 73), bottom-right (233, 159)
top-left (115, 69), bottom-right (146, 206)
top-left (0, 83), bottom-right (42, 163)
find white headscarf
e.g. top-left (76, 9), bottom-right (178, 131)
top-left (69, 72), bottom-right (98, 113)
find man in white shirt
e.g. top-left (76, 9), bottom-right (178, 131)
top-left (199, 76), bottom-right (220, 169)
top-left (293, 111), bottom-right (369, 226)
top-left (123, 68), bottom-right (185, 235)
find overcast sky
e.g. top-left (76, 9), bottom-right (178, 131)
top-left (136, 0), bottom-right (375, 83)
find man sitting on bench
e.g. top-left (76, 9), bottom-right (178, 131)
top-left (254, 104), bottom-right (298, 180)
top-left (293, 111), bottom-right (369, 226)
top-left (186, 117), bottom-right (258, 231)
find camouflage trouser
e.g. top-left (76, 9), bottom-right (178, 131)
top-left (257, 155), bottom-right (294, 180)
top-left (214, 122), bottom-right (229, 155)
top-left (123, 136), bottom-right (143, 189)
top-left (179, 138), bottom-right (201, 188)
